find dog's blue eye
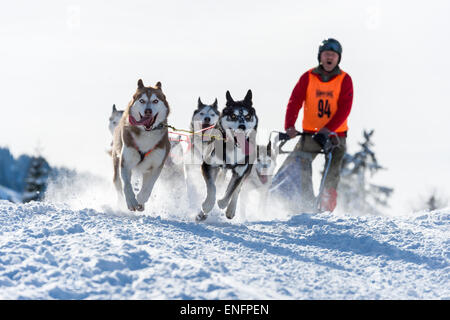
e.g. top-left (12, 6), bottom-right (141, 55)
top-left (152, 99), bottom-right (159, 104)
top-left (139, 99), bottom-right (146, 104)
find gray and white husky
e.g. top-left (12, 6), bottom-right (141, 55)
top-left (239, 139), bottom-right (279, 217)
top-left (184, 97), bottom-right (220, 209)
top-left (197, 90), bottom-right (258, 221)
top-left (107, 104), bottom-right (125, 155)
top-left (109, 104), bottom-right (124, 136)
top-left (111, 79), bottom-right (171, 212)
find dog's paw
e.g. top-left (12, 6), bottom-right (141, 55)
top-left (136, 204), bottom-right (145, 212)
top-left (126, 197), bottom-right (140, 212)
top-left (217, 198), bottom-right (228, 209)
top-left (225, 205), bottom-right (236, 219)
top-left (195, 211), bottom-right (208, 222)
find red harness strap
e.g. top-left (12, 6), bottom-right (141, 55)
top-left (127, 117), bottom-right (163, 161)
top-left (142, 148), bottom-right (155, 159)
top-left (129, 136), bottom-right (156, 162)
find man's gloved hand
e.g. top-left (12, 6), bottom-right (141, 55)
top-left (312, 127), bottom-right (332, 152)
top-left (286, 126), bottom-right (299, 139)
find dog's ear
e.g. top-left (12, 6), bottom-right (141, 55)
top-left (226, 91), bottom-right (234, 104)
top-left (198, 97), bottom-right (203, 108)
top-left (137, 79), bottom-right (144, 89)
top-left (267, 140), bottom-right (272, 157)
top-left (112, 104), bottom-right (117, 112)
top-left (155, 81), bottom-right (162, 89)
top-left (244, 89), bottom-right (253, 106)
top-left (212, 98), bottom-right (218, 109)
top-left (221, 105), bottom-right (231, 115)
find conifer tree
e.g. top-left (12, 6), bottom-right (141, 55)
top-left (22, 156), bottom-right (50, 203)
top-left (338, 130), bottom-right (393, 214)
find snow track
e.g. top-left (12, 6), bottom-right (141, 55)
top-left (0, 200), bottom-right (448, 299)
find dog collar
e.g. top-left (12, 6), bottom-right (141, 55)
top-left (152, 123), bottom-right (165, 130)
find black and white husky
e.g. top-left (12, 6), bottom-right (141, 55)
top-left (197, 90), bottom-right (258, 221)
top-left (184, 97), bottom-right (220, 209)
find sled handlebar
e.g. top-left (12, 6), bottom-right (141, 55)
top-left (271, 131), bottom-right (335, 155)
top-left (277, 131), bottom-right (303, 142)
top-left (269, 131), bottom-right (304, 155)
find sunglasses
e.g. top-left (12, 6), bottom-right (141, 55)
top-left (321, 42), bottom-right (341, 53)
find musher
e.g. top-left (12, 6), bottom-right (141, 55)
top-left (283, 38), bottom-right (354, 212)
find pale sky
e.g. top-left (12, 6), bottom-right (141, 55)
top-left (1, 0), bottom-right (449, 214)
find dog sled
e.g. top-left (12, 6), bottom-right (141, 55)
top-left (267, 131), bottom-right (336, 214)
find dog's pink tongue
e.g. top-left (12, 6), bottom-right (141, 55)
top-left (129, 115), bottom-right (155, 128)
top-left (140, 116), bottom-right (153, 127)
top-left (243, 139), bottom-right (254, 156)
top-left (235, 133), bottom-right (254, 156)
top-left (258, 173), bottom-right (268, 184)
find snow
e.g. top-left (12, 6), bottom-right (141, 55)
top-left (0, 197), bottom-right (448, 299)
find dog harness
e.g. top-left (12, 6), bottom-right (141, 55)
top-left (129, 137), bottom-right (157, 162)
top-left (128, 118), bottom-right (167, 162)
top-left (205, 126), bottom-right (254, 169)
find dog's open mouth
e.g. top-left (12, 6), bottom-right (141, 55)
top-left (139, 113), bottom-right (158, 131)
top-left (257, 170), bottom-right (269, 184)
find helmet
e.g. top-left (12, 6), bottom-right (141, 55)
top-left (318, 38), bottom-right (342, 64)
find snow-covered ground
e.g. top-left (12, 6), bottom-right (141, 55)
top-left (0, 192), bottom-right (448, 299)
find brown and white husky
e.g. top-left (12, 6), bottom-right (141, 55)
top-left (111, 79), bottom-right (171, 211)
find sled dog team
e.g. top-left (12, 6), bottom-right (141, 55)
top-left (109, 39), bottom-right (353, 219)
top-left (109, 79), bottom-right (277, 221)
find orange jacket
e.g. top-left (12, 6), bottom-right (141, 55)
top-left (285, 67), bottom-right (353, 136)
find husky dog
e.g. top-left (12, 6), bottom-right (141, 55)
top-left (184, 97), bottom-right (220, 208)
top-left (109, 104), bottom-right (124, 136)
top-left (239, 140), bottom-right (279, 216)
top-left (108, 102), bottom-right (184, 187)
top-left (187, 97), bottom-right (220, 163)
top-left (191, 97), bottom-right (220, 132)
top-left (107, 104), bottom-right (125, 155)
top-left (111, 79), bottom-right (171, 211)
top-left (197, 90), bottom-right (258, 221)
